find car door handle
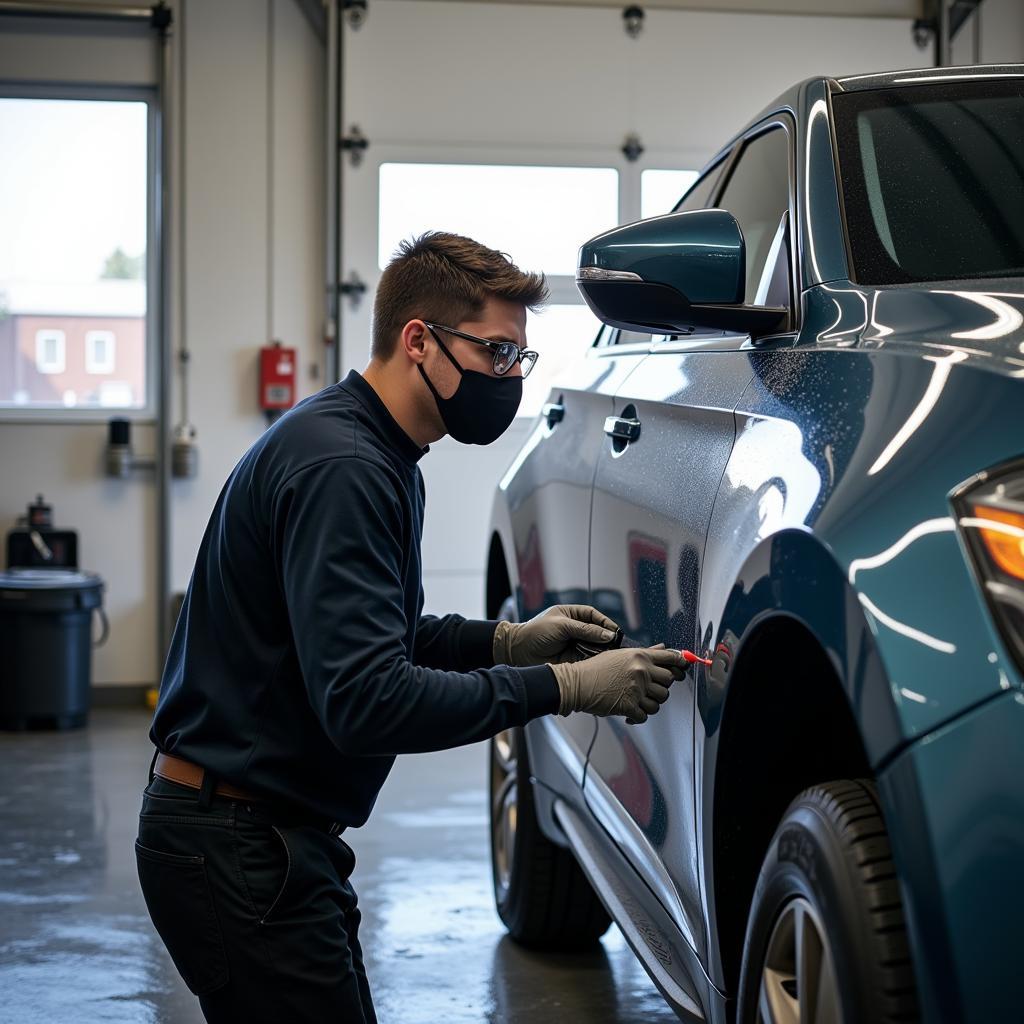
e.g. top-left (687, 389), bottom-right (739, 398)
top-left (542, 402), bottom-right (565, 427)
top-left (603, 415), bottom-right (641, 443)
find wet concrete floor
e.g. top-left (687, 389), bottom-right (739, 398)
top-left (0, 709), bottom-right (678, 1023)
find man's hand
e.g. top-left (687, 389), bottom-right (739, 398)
top-left (493, 604), bottom-right (620, 667)
top-left (550, 645), bottom-right (685, 724)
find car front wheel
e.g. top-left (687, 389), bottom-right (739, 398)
top-left (737, 780), bottom-right (919, 1024)
top-left (489, 725), bottom-right (611, 950)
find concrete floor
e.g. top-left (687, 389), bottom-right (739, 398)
top-left (0, 709), bottom-right (678, 1024)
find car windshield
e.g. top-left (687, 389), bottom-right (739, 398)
top-left (833, 78), bottom-right (1024, 285)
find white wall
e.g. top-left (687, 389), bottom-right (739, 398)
top-left (0, 0), bottom-right (324, 686)
top-left (952, 0), bottom-right (1024, 66)
top-left (171, 0), bottom-right (326, 591)
top-left (341, 0), bottom-right (931, 621)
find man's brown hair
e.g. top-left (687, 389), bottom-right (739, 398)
top-left (371, 231), bottom-right (548, 360)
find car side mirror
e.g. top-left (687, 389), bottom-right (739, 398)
top-left (576, 209), bottom-right (788, 337)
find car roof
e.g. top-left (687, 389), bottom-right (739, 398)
top-left (699, 63), bottom-right (1024, 176)
top-left (832, 62), bottom-right (1024, 92)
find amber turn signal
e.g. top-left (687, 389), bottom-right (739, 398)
top-left (970, 503), bottom-right (1024, 581)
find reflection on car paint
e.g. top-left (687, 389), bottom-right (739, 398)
top-left (629, 533), bottom-right (668, 647)
top-left (602, 722), bottom-right (669, 849)
top-left (945, 291), bottom-right (1024, 341)
top-left (515, 524), bottom-right (546, 618)
top-left (867, 350), bottom-right (967, 477)
top-left (857, 591), bottom-right (957, 656)
top-left (848, 518), bottom-right (957, 583)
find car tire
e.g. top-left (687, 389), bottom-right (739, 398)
top-left (737, 779), bottom-right (919, 1024)
top-left (489, 725), bottom-right (611, 950)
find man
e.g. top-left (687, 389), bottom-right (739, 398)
top-left (136, 232), bottom-right (684, 1023)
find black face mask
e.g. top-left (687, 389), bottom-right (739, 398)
top-left (418, 329), bottom-right (522, 445)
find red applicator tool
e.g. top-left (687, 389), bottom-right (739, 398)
top-left (681, 649), bottom-right (713, 667)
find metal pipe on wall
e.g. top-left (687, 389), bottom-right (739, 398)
top-left (332, 0), bottom-right (344, 381)
top-left (324, 0), bottom-right (338, 385)
top-left (935, 0), bottom-right (951, 66)
top-left (0, 1), bottom-right (153, 19)
top-left (266, 0), bottom-right (275, 349)
top-left (172, 0), bottom-right (197, 479)
top-left (155, 8), bottom-right (172, 670)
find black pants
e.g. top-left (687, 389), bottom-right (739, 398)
top-left (136, 775), bottom-right (377, 1023)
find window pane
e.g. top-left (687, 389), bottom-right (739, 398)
top-left (613, 328), bottom-right (668, 347)
top-left (378, 163), bottom-right (618, 276)
top-left (35, 330), bottom-right (65, 374)
top-left (715, 128), bottom-right (790, 304)
top-left (641, 169), bottom-right (698, 219)
top-left (677, 163), bottom-right (725, 213)
top-left (0, 98), bottom-right (148, 410)
top-left (86, 329), bottom-right (116, 375)
top-left (521, 304), bottom-right (601, 417)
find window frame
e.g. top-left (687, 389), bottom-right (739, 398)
top-left (359, 141), bottom-right (712, 401)
top-left (369, 145), bottom-right (630, 307)
top-left (364, 141), bottom-right (699, 415)
top-left (714, 122), bottom-right (794, 304)
top-left (34, 329), bottom-right (66, 374)
top-left (85, 329), bottom-right (117, 375)
top-left (0, 82), bottom-right (157, 422)
top-left (376, 160), bottom-right (622, 285)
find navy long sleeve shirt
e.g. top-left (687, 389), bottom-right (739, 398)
top-left (151, 370), bottom-right (559, 826)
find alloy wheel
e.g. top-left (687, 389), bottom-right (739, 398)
top-left (491, 729), bottom-right (518, 901)
top-left (758, 897), bottom-right (841, 1024)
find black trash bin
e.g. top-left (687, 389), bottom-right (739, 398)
top-left (0, 568), bottom-right (106, 730)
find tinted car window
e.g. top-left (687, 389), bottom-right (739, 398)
top-left (610, 329), bottom-right (670, 346)
top-left (594, 324), bottom-right (666, 348)
top-left (715, 127), bottom-right (790, 303)
top-left (674, 160), bottom-right (725, 213)
top-left (833, 80), bottom-right (1024, 284)
top-left (616, 330), bottom-right (651, 346)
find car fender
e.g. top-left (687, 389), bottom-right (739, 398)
top-left (698, 529), bottom-right (898, 764)
top-left (693, 345), bottom-right (1024, 993)
top-left (706, 348), bottom-right (1023, 749)
top-left (695, 529), bottom-right (897, 993)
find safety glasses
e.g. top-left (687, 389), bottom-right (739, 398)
top-left (423, 321), bottom-right (539, 378)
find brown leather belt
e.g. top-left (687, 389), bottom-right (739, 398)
top-left (153, 752), bottom-right (260, 802)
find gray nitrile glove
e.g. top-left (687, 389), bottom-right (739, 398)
top-left (550, 645), bottom-right (685, 724)
top-left (492, 605), bottom-right (619, 667)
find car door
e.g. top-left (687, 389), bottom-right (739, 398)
top-left (582, 122), bottom-right (796, 967)
top-left (504, 323), bottom-right (650, 767)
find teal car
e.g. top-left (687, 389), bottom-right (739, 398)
top-left (485, 65), bottom-right (1024, 1023)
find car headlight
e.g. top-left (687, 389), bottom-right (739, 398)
top-left (954, 464), bottom-right (1024, 669)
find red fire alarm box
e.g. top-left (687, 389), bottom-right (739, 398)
top-left (260, 343), bottom-right (297, 412)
